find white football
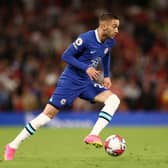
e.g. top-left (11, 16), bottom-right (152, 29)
top-left (104, 134), bottom-right (126, 156)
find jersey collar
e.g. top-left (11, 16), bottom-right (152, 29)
top-left (94, 29), bottom-right (102, 43)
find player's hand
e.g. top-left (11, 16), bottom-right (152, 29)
top-left (86, 67), bottom-right (101, 80)
top-left (103, 77), bottom-right (112, 89)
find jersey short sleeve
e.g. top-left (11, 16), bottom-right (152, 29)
top-left (72, 35), bottom-right (87, 53)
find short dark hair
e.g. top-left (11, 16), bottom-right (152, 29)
top-left (99, 13), bottom-right (119, 21)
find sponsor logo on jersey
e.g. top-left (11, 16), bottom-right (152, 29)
top-left (90, 57), bottom-right (101, 68)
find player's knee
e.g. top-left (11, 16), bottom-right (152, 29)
top-left (101, 94), bottom-right (120, 117)
top-left (44, 110), bottom-right (58, 119)
top-left (105, 94), bottom-right (120, 106)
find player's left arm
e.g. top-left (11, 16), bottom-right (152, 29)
top-left (102, 52), bottom-right (112, 89)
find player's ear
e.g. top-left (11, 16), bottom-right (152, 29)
top-left (102, 24), bottom-right (108, 32)
top-left (100, 21), bottom-right (107, 31)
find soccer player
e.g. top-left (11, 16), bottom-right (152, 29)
top-left (4, 13), bottom-right (120, 160)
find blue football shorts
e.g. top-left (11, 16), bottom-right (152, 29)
top-left (48, 76), bottom-right (107, 109)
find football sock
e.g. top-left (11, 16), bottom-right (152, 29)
top-left (90, 94), bottom-right (120, 136)
top-left (9, 113), bottom-right (51, 149)
top-left (29, 113), bottom-right (51, 129)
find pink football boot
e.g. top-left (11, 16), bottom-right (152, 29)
top-left (84, 135), bottom-right (103, 148)
top-left (4, 144), bottom-right (16, 161)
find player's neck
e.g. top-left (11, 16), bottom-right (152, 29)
top-left (97, 28), bottom-right (107, 43)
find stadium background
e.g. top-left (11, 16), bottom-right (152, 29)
top-left (0, 0), bottom-right (168, 126)
top-left (0, 1), bottom-right (168, 168)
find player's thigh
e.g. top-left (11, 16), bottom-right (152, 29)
top-left (93, 90), bottom-right (113, 103)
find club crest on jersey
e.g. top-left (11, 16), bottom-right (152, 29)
top-left (104, 48), bottom-right (109, 54)
top-left (60, 98), bottom-right (67, 105)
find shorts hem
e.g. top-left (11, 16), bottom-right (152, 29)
top-left (47, 102), bottom-right (60, 110)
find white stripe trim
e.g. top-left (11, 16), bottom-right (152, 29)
top-left (73, 42), bottom-right (78, 50)
top-left (94, 29), bottom-right (101, 43)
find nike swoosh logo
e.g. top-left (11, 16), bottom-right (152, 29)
top-left (90, 50), bottom-right (96, 54)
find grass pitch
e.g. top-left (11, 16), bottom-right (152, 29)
top-left (0, 127), bottom-right (168, 168)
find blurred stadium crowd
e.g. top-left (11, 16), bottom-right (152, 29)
top-left (0, 0), bottom-right (168, 112)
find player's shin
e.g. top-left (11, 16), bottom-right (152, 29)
top-left (90, 94), bottom-right (120, 135)
top-left (9, 113), bottom-right (51, 149)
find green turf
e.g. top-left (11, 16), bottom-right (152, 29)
top-left (0, 127), bottom-right (168, 168)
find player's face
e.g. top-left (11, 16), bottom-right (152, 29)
top-left (104, 19), bottom-right (120, 38)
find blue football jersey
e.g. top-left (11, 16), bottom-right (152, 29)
top-left (49, 30), bottom-right (116, 109)
top-left (61, 29), bottom-right (116, 83)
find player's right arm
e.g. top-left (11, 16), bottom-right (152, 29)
top-left (62, 36), bottom-right (100, 80)
top-left (62, 37), bottom-right (89, 71)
